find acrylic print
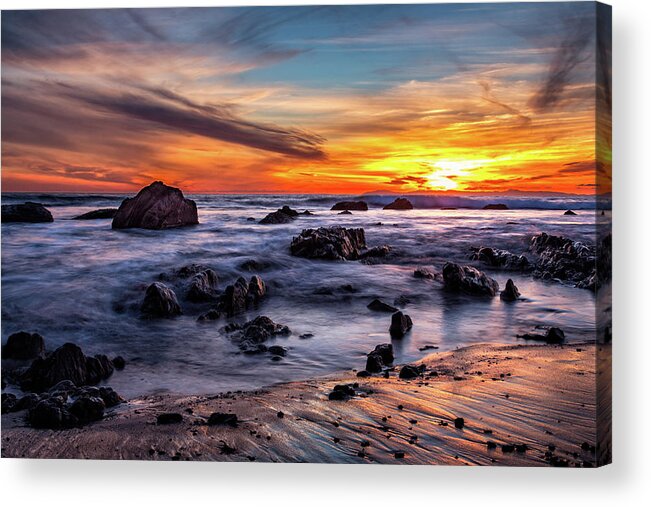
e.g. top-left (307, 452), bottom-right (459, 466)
top-left (1, 2), bottom-right (611, 466)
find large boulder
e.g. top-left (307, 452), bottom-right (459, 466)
top-left (141, 282), bottom-right (182, 317)
top-left (1, 202), bottom-right (53, 223)
top-left (220, 277), bottom-right (250, 317)
top-left (290, 227), bottom-right (366, 261)
top-left (112, 181), bottom-right (198, 230)
top-left (442, 262), bottom-right (499, 296)
top-left (186, 269), bottom-right (219, 302)
top-left (500, 279), bottom-right (521, 302)
top-left (331, 201), bottom-right (368, 211)
top-left (19, 343), bottom-right (115, 392)
top-left (366, 343), bottom-right (394, 372)
top-left (383, 198), bottom-right (413, 210)
top-left (73, 208), bottom-right (118, 220)
top-left (470, 247), bottom-right (530, 271)
top-left (2, 331), bottom-right (45, 360)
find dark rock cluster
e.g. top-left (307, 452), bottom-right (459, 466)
top-left (442, 262), bottom-right (499, 296)
top-left (224, 315), bottom-right (291, 355)
top-left (290, 227), bottom-right (367, 261)
top-left (470, 246), bottom-right (531, 271)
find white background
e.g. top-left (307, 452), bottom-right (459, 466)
top-left (0, 0), bottom-right (649, 504)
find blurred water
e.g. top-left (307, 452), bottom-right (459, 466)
top-left (1, 193), bottom-right (598, 397)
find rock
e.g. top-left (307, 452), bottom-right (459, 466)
top-left (564, 210), bottom-right (577, 215)
top-left (227, 316), bottom-right (290, 354)
top-left (19, 343), bottom-right (115, 392)
top-left (357, 370), bottom-right (371, 378)
top-left (470, 247), bottom-right (530, 270)
top-left (2, 331), bottom-right (45, 360)
top-left (302, 210), bottom-right (314, 215)
top-left (500, 279), bottom-right (521, 302)
top-left (220, 277), bottom-right (249, 317)
top-left (98, 386), bottom-right (122, 407)
top-left (290, 227), bottom-right (366, 261)
top-left (14, 393), bottom-right (41, 412)
top-left (28, 398), bottom-right (73, 429)
top-left (141, 282), bottom-right (182, 317)
top-left (359, 245), bottom-right (392, 263)
top-left (482, 203), bottom-right (509, 210)
top-left (157, 413), bottom-right (183, 424)
top-left (454, 417), bottom-right (465, 429)
top-left (530, 232), bottom-right (599, 289)
top-left (442, 262), bottom-right (499, 296)
top-left (394, 451), bottom-right (405, 459)
top-left (367, 299), bottom-right (398, 313)
top-left (389, 311), bottom-right (413, 338)
top-left (372, 344), bottom-right (394, 365)
top-left (328, 384), bottom-right (356, 401)
top-left (331, 201), bottom-right (368, 211)
top-left (413, 267), bottom-right (439, 280)
top-left (518, 327), bottom-right (566, 344)
top-left (197, 310), bottom-right (221, 322)
top-left (399, 365), bottom-right (422, 379)
top-left (69, 396), bottom-right (106, 424)
top-left (112, 356), bottom-right (126, 370)
top-left (187, 269), bottom-right (219, 302)
top-left (248, 275), bottom-right (266, 301)
top-left (338, 210), bottom-right (352, 215)
top-left (1, 393), bottom-right (17, 414)
top-left (72, 208), bottom-right (118, 220)
top-left (207, 412), bottom-right (238, 427)
top-left (239, 259), bottom-right (272, 272)
top-left (383, 198), bottom-right (413, 210)
top-left (365, 353), bottom-right (384, 373)
top-left (268, 345), bottom-right (287, 357)
top-left (112, 181), bottom-right (198, 230)
top-left (259, 206), bottom-right (298, 224)
top-left (1, 202), bottom-right (53, 223)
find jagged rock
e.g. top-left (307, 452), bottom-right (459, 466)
top-left (530, 233), bottom-right (598, 289)
top-left (268, 345), bottom-right (287, 357)
top-left (219, 277), bottom-right (250, 317)
top-left (483, 203), bottom-right (509, 210)
top-left (248, 275), bottom-right (266, 301)
top-left (259, 206), bottom-right (298, 224)
top-left (383, 198), bottom-right (413, 210)
top-left (2, 393), bottom-right (17, 414)
top-left (2, 331), bottom-right (45, 360)
top-left (500, 279), bottom-right (521, 301)
top-left (227, 316), bottom-right (290, 354)
top-left (518, 327), bottom-right (565, 344)
top-left (470, 247), bottom-right (530, 270)
top-left (367, 299), bottom-right (398, 313)
top-left (2, 202), bottom-right (53, 223)
top-left (360, 245), bottom-right (392, 263)
top-left (564, 210), bottom-right (577, 215)
top-left (290, 227), bottom-right (366, 261)
top-left (19, 343), bottom-right (115, 392)
top-left (141, 282), bottom-right (182, 317)
top-left (197, 309), bottom-right (221, 322)
top-left (112, 181), bottom-right (198, 230)
top-left (328, 384), bottom-right (356, 401)
top-left (73, 208), bottom-right (118, 220)
top-left (187, 269), bottom-right (219, 302)
top-left (442, 262), bottom-right (499, 296)
top-left (389, 311), bottom-right (413, 338)
top-left (331, 201), bottom-right (368, 211)
top-left (413, 267), bottom-right (441, 280)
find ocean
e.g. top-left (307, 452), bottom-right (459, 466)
top-left (1, 193), bottom-right (602, 397)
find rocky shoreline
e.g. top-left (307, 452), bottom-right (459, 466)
top-left (1, 342), bottom-right (608, 466)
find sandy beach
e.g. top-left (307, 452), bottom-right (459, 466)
top-left (2, 342), bottom-right (609, 466)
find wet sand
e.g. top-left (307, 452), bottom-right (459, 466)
top-left (1, 342), bottom-right (606, 466)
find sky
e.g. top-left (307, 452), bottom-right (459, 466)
top-left (1, 3), bottom-right (611, 194)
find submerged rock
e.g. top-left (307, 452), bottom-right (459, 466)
top-left (470, 247), bottom-right (530, 271)
top-left (259, 206), bottom-right (299, 224)
top-left (500, 279), bottom-right (521, 302)
top-left (518, 327), bottom-right (565, 344)
top-left (290, 227), bottom-right (366, 261)
top-left (564, 210), bottom-right (577, 216)
top-left (19, 343), bottom-right (116, 392)
top-left (112, 181), bottom-right (198, 230)
top-left (331, 201), bottom-right (368, 211)
top-left (73, 208), bottom-right (118, 220)
top-left (1, 202), bottom-right (53, 223)
top-left (367, 299), bottom-right (398, 313)
top-left (141, 282), bottom-right (182, 317)
top-left (413, 267), bottom-right (441, 280)
top-left (2, 331), bottom-right (45, 360)
top-left (389, 311), bottom-right (413, 338)
top-left (483, 203), bottom-right (509, 210)
top-left (383, 198), bottom-right (413, 210)
top-left (442, 262), bottom-right (499, 296)
top-left (227, 316), bottom-right (291, 354)
top-left (187, 269), bottom-right (219, 302)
